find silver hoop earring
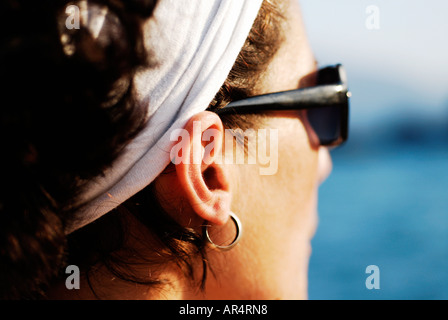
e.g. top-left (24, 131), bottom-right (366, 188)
top-left (204, 212), bottom-right (242, 251)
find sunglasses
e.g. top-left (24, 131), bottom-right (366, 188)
top-left (215, 64), bottom-right (350, 147)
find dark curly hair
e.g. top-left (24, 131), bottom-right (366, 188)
top-left (0, 0), bottom-right (285, 299)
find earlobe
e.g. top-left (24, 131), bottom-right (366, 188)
top-left (175, 111), bottom-right (232, 226)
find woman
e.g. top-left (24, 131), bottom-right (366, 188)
top-left (0, 0), bottom-right (348, 299)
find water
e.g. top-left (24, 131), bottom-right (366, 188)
top-left (308, 141), bottom-right (448, 299)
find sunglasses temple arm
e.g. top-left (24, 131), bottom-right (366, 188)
top-left (217, 85), bottom-right (348, 115)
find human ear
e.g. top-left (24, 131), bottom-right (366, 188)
top-left (173, 111), bottom-right (231, 226)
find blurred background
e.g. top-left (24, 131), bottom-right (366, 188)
top-left (300, 0), bottom-right (448, 299)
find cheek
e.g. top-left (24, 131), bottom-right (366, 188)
top-left (224, 116), bottom-right (321, 299)
top-left (244, 115), bottom-right (320, 236)
top-left (276, 114), bottom-right (320, 207)
top-left (275, 118), bottom-right (320, 266)
top-left (249, 116), bottom-right (321, 296)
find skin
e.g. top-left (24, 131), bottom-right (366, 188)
top-left (49, 0), bottom-right (332, 300)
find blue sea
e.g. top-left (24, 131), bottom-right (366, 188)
top-left (308, 135), bottom-right (448, 299)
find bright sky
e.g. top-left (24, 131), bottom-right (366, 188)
top-left (299, 0), bottom-right (448, 127)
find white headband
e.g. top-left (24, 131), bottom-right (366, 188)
top-left (65, 0), bottom-right (263, 234)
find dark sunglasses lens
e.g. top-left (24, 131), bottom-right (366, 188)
top-left (307, 105), bottom-right (345, 146)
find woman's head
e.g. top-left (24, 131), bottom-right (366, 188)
top-left (151, 0), bottom-right (333, 299)
top-left (0, 0), bottom-right (333, 299)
